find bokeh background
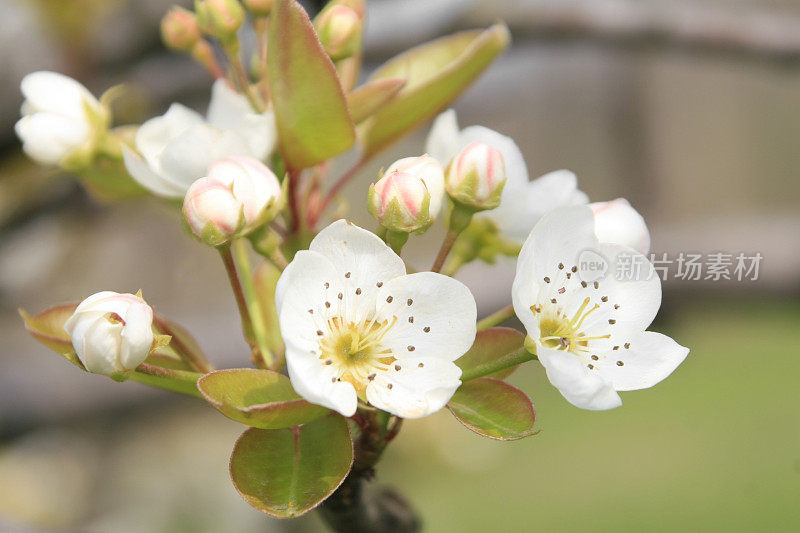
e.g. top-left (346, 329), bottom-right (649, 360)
top-left (1, 0), bottom-right (799, 531)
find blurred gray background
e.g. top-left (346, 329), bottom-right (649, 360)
top-left (1, 0), bottom-right (798, 531)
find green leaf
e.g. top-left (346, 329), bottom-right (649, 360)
top-left (457, 327), bottom-right (525, 380)
top-left (346, 78), bottom-right (406, 124)
top-left (268, 0), bottom-right (355, 170)
top-left (358, 23), bottom-right (510, 156)
top-left (130, 363), bottom-right (203, 397)
top-left (198, 369), bottom-right (330, 429)
top-left (19, 304), bottom-right (83, 369)
top-left (230, 414), bottom-right (353, 517)
top-left (448, 377), bottom-right (536, 440)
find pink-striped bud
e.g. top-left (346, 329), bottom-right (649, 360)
top-left (368, 171), bottom-right (432, 233)
top-left (183, 155), bottom-right (282, 246)
top-left (589, 198), bottom-right (651, 255)
top-left (385, 154), bottom-right (445, 219)
top-left (445, 141), bottom-right (506, 211)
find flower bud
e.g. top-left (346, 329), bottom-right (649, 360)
top-left (15, 71), bottom-right (107, 169)
top-left (195, 0), bottom-right (245, 41)
top-left (384, 154), bottom-right (445, 219)
top-left (161, 7), bottom-right (202, 52)
top-left (314, 4), bottom-right (362, 61)
top-left (64, 291), bottom-right (154, 377)
top-left (445, 141), bottom-right (506, 211)
top-left (243, 0), bottom-right (273, 16)
top-left (368, 171), bottom-right (431, 233)
top-left (590, 198), bottom-right (651, 255)
top-left (183, 155), bottom-right (282, 246)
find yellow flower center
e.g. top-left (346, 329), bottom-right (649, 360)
top-left (318, 316), bottom-right (397, 399)
top-left (533, 297), bottom-right (609, 355)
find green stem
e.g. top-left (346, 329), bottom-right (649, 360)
top-left (385, 230), bottom-right (409, 256)
top-left (430, 229), bottom-right (459, 273)
top-left (460, 347), bottom-right (537, 382)
top-left (232, 239), bottom-right (275, 369)
top-left (219, 245), bottom-right (260, 364)
top-left (476, 304), bottom-right (515, 331)
top-left (222, 39), bottom-right (265, 113)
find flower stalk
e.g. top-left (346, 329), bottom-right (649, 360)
top-left (232, 239), bottom-right (276, 369)
top-left (476, 304), bottom-right (515, 330)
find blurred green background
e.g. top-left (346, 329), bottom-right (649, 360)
top-left (1, 0), bottom-right (798, 531)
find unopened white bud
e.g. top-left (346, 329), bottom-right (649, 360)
top-left (15, 71), bottom-right (106, 168)
top-left (590, 198), bottom-right (651, 255)
top-left (183, 155), bottom-right (282, 246)
top-left (64, 291), bottom-right (154, 377)
top-left (445, 141), bottom-right (506, 211)
top-left (195, 0), bottom-right (245, 41)
top-left (384, 154), bottom-right (445, 219)
top-left (368, 171), bottom-right (431, 233)
top-left (314, 4), bottom-right (362, 60)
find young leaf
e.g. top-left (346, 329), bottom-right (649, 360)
top-left (19, 304), bottom-right (83, 369)
top-left (456, 327), bottom-right (525, 380)
top-left (130, 363), bottom-right (203, 398)
top-left (448, 377), bottom-right (536, 440)
top-left (268, 0), bottom-right (356, 170)
top-left (198, 369), bottom-right (330, 429)
top-left (230, 414), bottom-right (353, 518)
top-left (346, 78), bottom-right (406, 124)
top-left (359, 23), bottom-right (510, 156)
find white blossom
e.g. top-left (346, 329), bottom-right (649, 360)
top-left (123, 80), bottom-right (276, 198)
top-left (275, 220), bottom-right (477, 418)
top-left (426, 109), bottom-right (588, 241)
top-left (64, 291), bottom-right (154, 377)
top-left (15, 71), bottom-right (105, 166)
top-left (512, 206), bottom-right (688, 410)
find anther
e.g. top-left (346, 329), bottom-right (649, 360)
top-left (317, 330), bottom-right (323, 336)
top-left (544, 276), bottom-right (551, 283)
top-left (608, 319), bottom-right (616, 324)
top-left (345, 272), bottom-right (351, 278)
top-left (355, 288), bottom-right (362, 295)
top-left (624, 342), bottom-right (630, 349)
top-left (581, 281), bottom-right (588, 288)
top-left (407, 345), bottom-right (415, 351)
top-left (551, 298), bottom-right (557, 304)
top-left (376, 281), bottom-right (383, 288)
top-left (593, 281), bottom-right (599, 289)
top-left (591, 355), bottom-right (599, 360)
top-left (616, 361), bottom-right (624, 366)
top-left (394, 364), bottom-right (401, 371)
top-left (386, 296), bottom-right (393, 303)
top-left (387, 384), bottom-right (393, 389)
top-left (367, 373), bottom-right (376, 381)
top-left (418, 362), bottom-right (424, 368)
top-left (337, 292), bottom-right (343, 300)
top-left (408, 316), bottom-right (414, 323)
top-left (407, 299), bottom-right (413, 306)
top-left (601, 296), bottom-right (608, 302)
top-left (423, 327), bottom-right (430, 333)
top-left (571, 266), bottom-right (578, 273)
top-left (325, 301), bottom-right (331, 308)
top-left (558, 263), bottom-right (564, 270)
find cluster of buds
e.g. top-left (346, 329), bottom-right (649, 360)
top-left (183, 155), bottom-right (284, 247)
top-left (313, 0), bottom-right (365, 61)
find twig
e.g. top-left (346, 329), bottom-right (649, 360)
top-left (310, 158), bottom-right (367, 227)
top-left (430, 230), bottom-right (459, 273)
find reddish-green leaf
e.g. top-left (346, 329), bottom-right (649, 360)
top-left (230, 414), bottom-right (353, 517)
top-left (359, 24), bottom-right (510, 156)
top-left (19, 304), bottom-right (83, 369)
top-left (448, 377), bottom-right (536, 440)
top-left (268, 0), bottom-right (355, 170)
top-left (346, 78), bottom-right (406, 124)
top-left (457, 327), bottom-right (525, 381)
top-left (198, 369), bottom-right (330, 429)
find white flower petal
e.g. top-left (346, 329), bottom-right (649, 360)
top-left (276, 250), bottom-right (345, 348)
top-left (122, 146), bottom-right (186, 198)
top-left (366, 357), bottom-right (462, 418)
top-left (158, 125), bottom-right (252, 191)
top-left (206, 80), bottom-right (276, 160)
top-left (21, 71), bottom-right (99, 120)
top-left (596, 331), bottom-right (689, 392)
top-left (309, 220), bottom-right (406, 321)
top-left (79, 316), bottom-right (124, 376)
top-left (285, 345), bottom-right (358, 416)
top-left (537, 345), bottom-right (622, 410)
top-left (135, 103), bottom-right (205, 167)
top-left (118, 302), bottom-right (154, 370)
top-left (492, 169), bottom-right (588, 242)
top-left (512, 206), bottom-right (598, 335)
top-left (590, 198), bottom-right (651, 255)
top-left (15, 113), bottom-right (90, 166)
top-left (375, 272), bottom-right (476, 362)
top-left (424, 109), bottom-right (461, 164)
